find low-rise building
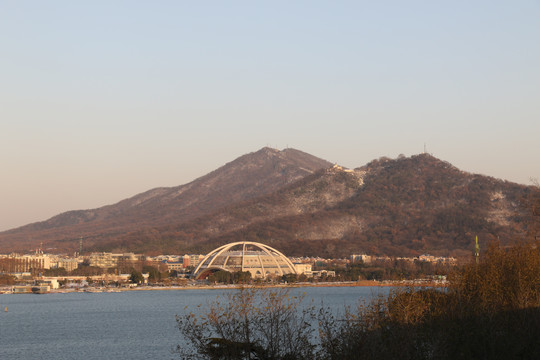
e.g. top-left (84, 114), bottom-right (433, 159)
top-left (189, 254), bottom-right (204, 268)
top-left (37, 278), bottom-right (59, 289)
top-left (56, 258), bottom-right (80, 272)
top-left (294, 263), bottom-right (312, 275)
top-left (88, 252), bottom-right (121, 268)
top-left (350, 254), bottom-right (372, 264)
top-left (165, 261), bottom-right (184, 272)
top-left (311, 270), bottom-right (336, 278)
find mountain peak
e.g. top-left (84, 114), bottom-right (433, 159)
top-left (0, 148), bottom-right (332, 253)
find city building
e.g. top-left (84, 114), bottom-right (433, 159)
top-left (0, 253), bottom-right (52, 273)
top-left (164, 261), bottom-right (184, 272)
top-left (88, 252), bottom-right (146, 269)
top-left (350, 254), bottom-right (372, 264)
top-left (294, 263), bottom-right (312, 275)
top-left (56, 258), bottom-right (80, 272)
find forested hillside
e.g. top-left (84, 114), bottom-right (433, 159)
top-left (0, 148), bottom-right (331, 252)
top-left (108, 154), bottom-right (533, 258)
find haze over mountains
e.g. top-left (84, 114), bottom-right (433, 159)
top-left (0, 148), bottom-right (534, 257)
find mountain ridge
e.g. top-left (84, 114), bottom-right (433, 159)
top-left (110, 153), bottom-right (533, 258)
top-left (0, 150), bottom-right (535, 258)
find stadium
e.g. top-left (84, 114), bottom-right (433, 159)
top-left (193, 241), bottom-right (297, 280)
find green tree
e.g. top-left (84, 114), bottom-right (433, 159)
top-left (129, 269), bottom-right (144, 284)
top-left (71, 265), bottom-right (105, 276)
top-left (0, 274), bottom-right (16, 285)
top-left (43, 267), bottom-right (68, 276)
top-left (281, 273), bottom-right (298, 283)
top-left (143, 265), bottom-right (161, 282)
top-left (208, 270), bottom-right (232, 284)
top-left (232, 271), bottom-right (252, 284)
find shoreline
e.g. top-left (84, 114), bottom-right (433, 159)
top-left (1, 280), bottom-right (447, 295)
top-left (125, 280), bottom-right (446, 291)
top-left (45, 280), bottom-right (446, 294)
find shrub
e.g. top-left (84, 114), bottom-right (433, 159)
top-left (176, 287), bottom-right (316, 360)
top-left (318, 241), bottom-right (540, 360)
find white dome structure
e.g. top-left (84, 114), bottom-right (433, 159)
top-left (193, 241), bottom-right (297, 280)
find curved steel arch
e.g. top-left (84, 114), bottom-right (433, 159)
top-left (193, 241), bottom-right (297, 280)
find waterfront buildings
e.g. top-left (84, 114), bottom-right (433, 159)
top-left (0, 252), bottom-right (52, 273)
top-left (351, 253), bottom-right (457, 265)
top-left (88, 252), bottom-right (146, 269)
top-left (1, 247), bottom-right (456, 283)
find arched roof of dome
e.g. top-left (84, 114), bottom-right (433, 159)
top-left (193, 241), bottom-right (297, 279)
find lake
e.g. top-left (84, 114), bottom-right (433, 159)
top-left (0, 286), bottom-right (389, 360)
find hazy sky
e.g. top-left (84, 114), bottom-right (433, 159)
top-left (1, 1), bottom-right (539, 231)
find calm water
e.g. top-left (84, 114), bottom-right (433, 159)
top-left (0, 286), bottom-right (388, 360)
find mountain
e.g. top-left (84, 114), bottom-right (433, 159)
top-left (108, 154), bottom-right (535, 258)
top-left (0, 148), bottom-right (332, 252)
top-left (1, 150), bottom-right (536, 258)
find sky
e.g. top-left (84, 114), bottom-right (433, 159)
top-left (1, 1), bottom-right (539, 231)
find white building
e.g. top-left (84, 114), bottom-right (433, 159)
top-left (294, 263), bottom-right (312, 275)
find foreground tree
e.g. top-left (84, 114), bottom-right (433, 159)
top-left (318, 241), bottom-right (540, 360)
top-left (176, 241), bottom-right (539, 359)
top-left (175, 287), bottom-right (316, 360)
